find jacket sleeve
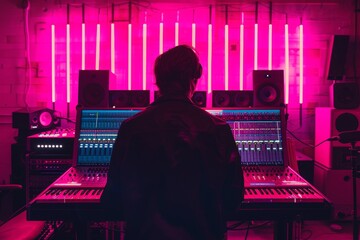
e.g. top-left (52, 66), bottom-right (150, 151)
top-left (220, 124), bottom-right (244, 217)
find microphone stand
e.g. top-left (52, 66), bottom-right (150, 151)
top-left (349, 141), bottom-right (359, 240)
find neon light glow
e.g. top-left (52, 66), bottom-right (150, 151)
top-left (207, 23), bottom-right (212, 93)
top-left (111, 23), bottom-right (115, 73)
top-left (81, 23), bottom-right (85, 70)
top-left (95, 23), bottom-right (100, 70)
top-left (159, 14), bottom-right (164, 54)
top-left (66, 23), bottom-right (70, 103)
top-left (128, 23), bottom-right (132, 90)
top-left (143, 22), bottom-right (147, 90)
top-left (175, 11), bottom-right (179, 46)
top-left (285, 23), bottom-right (290, 104)
top-left (240, 18), bottom-right (244, 90)
top-left (299, 22), bottom-right (304, 104)
top-left (51, 24), bottom-right (55, 103)
top-left (268, 24), bottom-right (272, 70)
top-left (224, 24), bottom-right (229, 90)
top-left (192, 23), bottom-right (196, 48)
top-left (254, 23), bottom-right (258, 70)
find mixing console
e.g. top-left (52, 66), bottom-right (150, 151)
top-left (75, 109), bottom-right (141, 166)
top-left (207, 109), bottom-right (285, 166)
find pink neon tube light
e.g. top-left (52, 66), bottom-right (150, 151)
top-left (268, 24), bottom-right (272, 70)
top-left (143, 22), bottom-right (147, 90)
top-left (254, 23), bottom-right (258, 70)
top-left (208, 24), bottom-right (212, 93)
top-left (66, 23), bottom-right (70, 103)
top-left (81, 23), bottom-right (85, 70)
top-left (299, 22), bottom-right (304, 104)
top-left (128, 23), bottom-right (132, 90)
top-left (285, 23), bottom-right (289, 104)
top-left (111, 23), bottom-right (115, 73)
top-left (51, 24), bottom-right (56, 103)
top-left (159, 14), bottom-right (164, 54)
top-left (239, 13), bottom-right (244, 90)
top-left (96, 24), bottom-right (100, 70)
top-left (175, 11), bottom-right (179, 46)
top-left (225, 24), bottom-right (229, 90)
top-left (192, 23), bottom-right (196, 48)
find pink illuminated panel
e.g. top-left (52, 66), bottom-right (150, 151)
top-left (51, 24), bottom-right (56, 104)
top-left (96, 23), bottom-right (100, 70)
top-left (81, 23), bottom-right (85, 70)
top-left (66, 23), bottom-right (70, 104)
top-left (299, 21), bottom-right (304, 104)
top-left (284, 22), bottom-right (289, 105)
top-left (111, 23), bottom-right (115, 73)
top-left (46, 3), bottom-right (311, 112)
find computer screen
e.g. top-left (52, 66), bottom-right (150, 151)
top-left (207, 108), bottom-right (287, 166)
top-left (74, 108), bottom-right (141, 166)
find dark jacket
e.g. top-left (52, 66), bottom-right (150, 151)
top-left (101, 95), bottom-right (244, 240)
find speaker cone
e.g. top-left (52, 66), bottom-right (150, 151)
top-left (213, 91), bottom-right (231, 107)
top-left (257, 84), bottom-right (279, 105)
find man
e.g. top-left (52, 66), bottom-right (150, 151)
top-left (101, 45), bottom-right (244, 240)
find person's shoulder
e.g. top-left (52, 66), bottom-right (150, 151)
top-left (191, 106), bottom-right (228, 126)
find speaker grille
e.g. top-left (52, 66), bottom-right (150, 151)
top-left (253, 70), bottom-right (284, 107)
top-left (212, 90), bottom-right (253, 107)
top-left (78, 70), bottom-right (110, 108)
top-left (109, 90), bottom-right (150, 108)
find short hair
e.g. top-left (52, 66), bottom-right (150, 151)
top-left (154, 45), bottom-right (202, 96)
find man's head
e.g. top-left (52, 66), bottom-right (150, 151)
top-left (154, 45), bottom-right (202, 97)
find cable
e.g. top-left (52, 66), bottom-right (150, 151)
top-left (57, 116), bottom-right (76, 124)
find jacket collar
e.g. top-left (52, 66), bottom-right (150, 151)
top-left (151, 95), bottom-right (194, 106)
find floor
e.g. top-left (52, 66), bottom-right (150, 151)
top-left (0, 213), bottom-right (357, 239)
top-left (226, 220), bottom-right (355, 240)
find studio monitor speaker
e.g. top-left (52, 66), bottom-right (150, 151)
top-left (315, 107), bottom-right (360, 169)
top-left (327, 35), bottom-right (350, 80)
top-left (332, 82), bottom-right (359, 109)
top-left (78, 70), bottom-right (110, 108)
top-left (12, 108), bottom-right (60, 131)
top-left (109, 90), bottom-right (150, 108)
top-left (253, 70), bottom-right (284, 107)
top-left (212, 90), bottom-right (253, 107)
top-left (191, 91), bottom-right (207, 108)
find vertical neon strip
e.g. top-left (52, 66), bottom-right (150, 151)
top-left (81, 23), bottom-right (85, 70)
top-left (192, 11), bottom-right (196, 48)
top-left (143, 22), bottom-right (147, 90)
top-left (95, 23), bottom-right (100, 70)
top-left (240, 13), bottom-right (244, 91)
top-left (159, 14), bottom-right (164, 54)
top-left (225, 24), bottom-right (229, 90)
top-left (254, 23), bottom-right (258, 70)
top-left (111, 23), bottom-right (115, 73)
top-left (175, 11), bottom-right (179, 46)
top-left (268, 2), bottom-right (272, 70)
top-left (268, 24), bottom-right (272, 70)
top-left (66, 24), bottom-right (70, 103)
top-left (299, 22), bottom-right (304, 104)
top-left (208, 24), bottom-right (212, 94)
top-left (192, 23), bottom-right (196, 48)
top-left (128, 23), bottom-right (132, 90)
top-left (285, 23), bottom-right (289, 104)
top-left (51, 24), bottom-right (56, 103)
